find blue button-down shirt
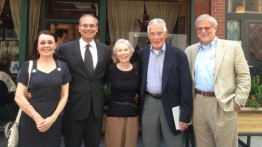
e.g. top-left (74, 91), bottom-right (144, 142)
top-left (194, 37), bottom-right (217, 91)
top-left (146, 43), bottom-right (166, 94)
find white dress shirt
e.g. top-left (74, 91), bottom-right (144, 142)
top-left (79, 38), bottom-right (98, 69)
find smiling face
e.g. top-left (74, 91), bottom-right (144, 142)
top-left (115, 43), bottom-right (133, 63)
top-left (37, 34), bottom-right (57, 57)
top-left (196, 19), bottom-right (217, 46)
top-left (148, 24), bottom-right (167, 50)
top-left (79, 15), bottom-right (98, 43)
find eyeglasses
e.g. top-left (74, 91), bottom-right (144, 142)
top-left (80, 24), bottom-right (97, 29)
top-left (196, 26), bottom-right (213, 32)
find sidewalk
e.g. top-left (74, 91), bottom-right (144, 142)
top-left (0, 132), bottom-right (164, 147)
top-left (1, 130), bottom-right (262, 147)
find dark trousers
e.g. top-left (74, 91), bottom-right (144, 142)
top-left (63, 107), bottom-right (103, 147)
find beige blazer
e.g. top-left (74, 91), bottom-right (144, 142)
top-left (185, 38), bottom-right (251, 111)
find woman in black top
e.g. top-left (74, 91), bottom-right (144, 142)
top-left (105, 39), bottom-right (140, 147)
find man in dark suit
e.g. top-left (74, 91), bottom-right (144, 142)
top-left (138, 18), bottom-right (192, 147)
top-left (57, 14), bottom-right (110, 147)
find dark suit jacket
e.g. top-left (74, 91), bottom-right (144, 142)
top-left (138, 44), bottom-right (192, 135)
top-left (57, 40), bottom-right (110, 120)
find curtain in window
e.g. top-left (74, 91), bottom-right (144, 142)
top-left (28, 0), bottom-right (41, 58)
top-left (0, 0), bottom-right (5, 15)
top-left (107, 0), bottom-right (144, 43)
top-left (9, 0), bottom-right (21, 39)
top-left (145, 1), bottom-right (179, 33)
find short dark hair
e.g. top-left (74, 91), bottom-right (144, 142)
top-left (54, 29), bottom-right (68, 40)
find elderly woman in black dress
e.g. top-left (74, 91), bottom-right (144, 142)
top-left (105, 39), bottom-right (140, 147)
top-left (15, 30), bottom-right (71, 147)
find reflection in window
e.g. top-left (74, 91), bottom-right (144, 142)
top-left (227, 20), bottom-right (240, 41)
top-left (49, 23), bottom-right (80, 41)
top-left (228, 0), bottom-right (262, 14)
top-left (249, 23), bottom-right (262, 79)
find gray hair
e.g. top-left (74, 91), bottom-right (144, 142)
top-left (79, 14), bottom-right (98, 25)
top-left (147, 18), bottom-right (167, 32)
top-left (195, 14), bottom-right (218, 27)
top-left (112, 39), bottom-right (134, 55)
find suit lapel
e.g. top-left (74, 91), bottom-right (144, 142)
top-left (214, 39), bottom-right (226, 81)
top-left (71, 40), bottom-right (93, 77)
top-left (142, 48), bottom-right (150, 90)
top-left (162, 46), bottom-right (175, 92)
top-left (94, 42), bottom-right (105, 74)
top-left (71, 41), bottom-right (86, 71)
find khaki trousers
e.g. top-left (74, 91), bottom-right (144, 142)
top-left (193, 94), bottom-right (238, 147)
top-left (105, 116), bottom-right (139, 147)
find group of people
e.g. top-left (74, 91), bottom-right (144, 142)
top-left (13, 13), bottom-right (251, 147)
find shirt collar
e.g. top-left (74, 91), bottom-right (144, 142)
top-left (80, 38), bottom-right (96, 49)
top-left (199, 37), bottom-right (217, 50)
top-left (150, 43), bottom-right (166, 53)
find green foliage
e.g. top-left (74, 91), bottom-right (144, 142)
top-left (247, 75), bottom-right (262, 108)
top-left (104, 84), bottom-right (111, 105)
top-left (104, 85), bottom-right (111, 97)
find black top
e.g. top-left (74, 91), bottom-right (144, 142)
top-left (107, 64), bottom-right (139, 117)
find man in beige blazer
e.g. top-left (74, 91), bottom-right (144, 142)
top-left (185, 14), bottom-right (251, 147)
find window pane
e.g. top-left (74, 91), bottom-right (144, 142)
top-left (228, 0), bottom-right (262, 14)
top-left (46, 0), bottom-right (99, 19)
top-left (249, 23), bottom-right (262, 74)
top-left (227, 20), bottom-right (240, 41)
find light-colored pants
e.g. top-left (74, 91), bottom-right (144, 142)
top-left (142, 95), bottom-right (183, 147)
top-left (193, 94), bottom-right (238, 147)
top-left (105, 116), bottom-right (139, 147)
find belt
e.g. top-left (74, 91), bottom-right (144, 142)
top-left (195, 89), bottom-right (215, 97)
top-left (145, 91), bottom-right (161, 99)
top-left (110, 101), bottom-right (139, 110)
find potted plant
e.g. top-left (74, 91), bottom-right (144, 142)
top-left (245, 75), bottom-right (262, 109)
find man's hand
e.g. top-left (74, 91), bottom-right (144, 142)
top-left (133, 93), bottom-right (139, 102)
top-left (233, 101), bottom-right (240, 112)
top-left (179, 122), bottom-right (189, 132)
top-left (25, 92), bottom-right (32, 99)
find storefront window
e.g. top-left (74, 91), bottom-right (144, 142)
top-left (249, 23), bottom-right (262, 67)
top-left (0, 0), bottom-right (19, 74)
top-left (49, 22), bottom-right (80, 42)
top-left (46, 0), bottom-right (99, 19)
top-left (228, 0), bottom-right (262, 14)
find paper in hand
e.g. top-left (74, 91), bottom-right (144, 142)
top-left (172, 106), bottom-right (180, 130)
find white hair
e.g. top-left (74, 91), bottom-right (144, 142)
top-left (195, 14), bottom-right (218, 27)
top-left (147, 18), bottom-right (167, 32)
top-left (112, 39), bottom-right (134, 55)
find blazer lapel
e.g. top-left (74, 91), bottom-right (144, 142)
top-left (71, 40), bottom-right (93, 77)
top-left (93, 42), bottom-right (105, 74)
top-left (214, 39), bottom-right (226, 81)
top-left (162, 46), bottom-right (175, 92)
top-left (142, 48), bottom-right (150, 91)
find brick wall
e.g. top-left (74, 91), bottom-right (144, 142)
top-left (210, 0), bottom-right (226, 39)
top-left (193, 0), bottom-right (226, 43)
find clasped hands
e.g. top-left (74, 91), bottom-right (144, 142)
top-left (33, 113), bottom-right (55, 132)
top-left (26, 92), bottom-right (55, 132)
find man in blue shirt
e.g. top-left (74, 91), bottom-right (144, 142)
top-left (139, 18), bottom-right (192, 147)
top-left (185, 14), bottom-right (251, 147)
